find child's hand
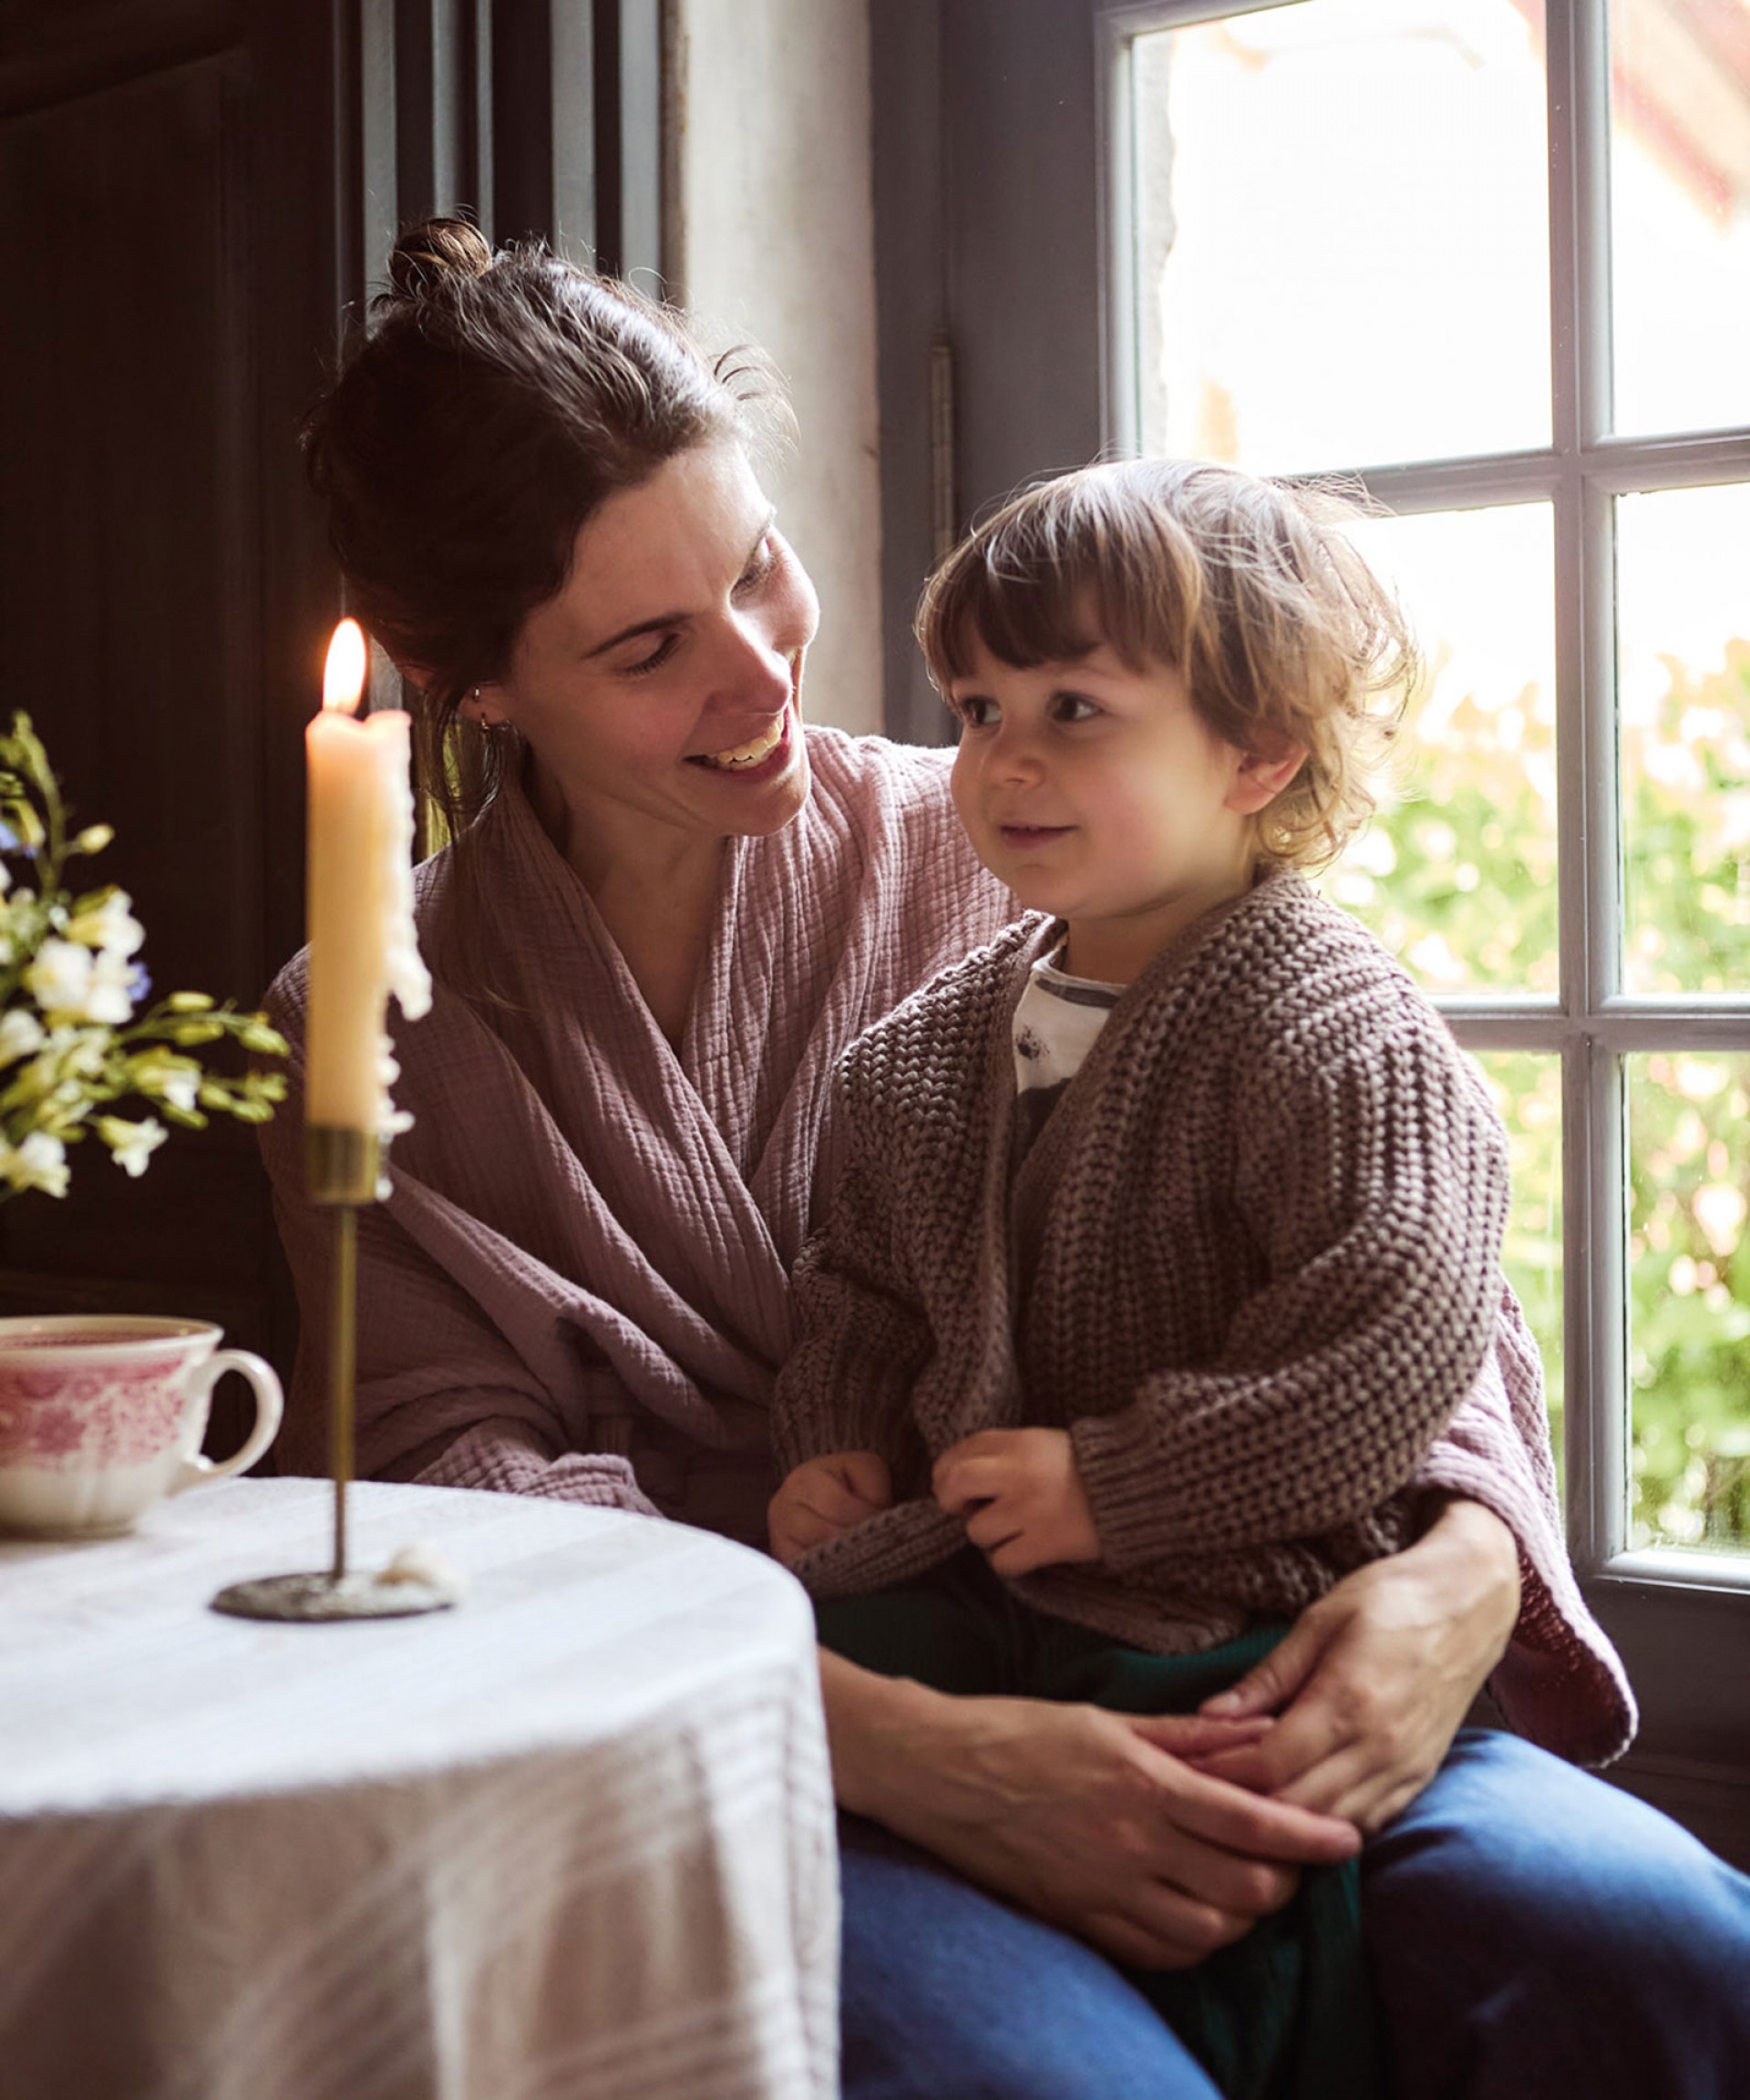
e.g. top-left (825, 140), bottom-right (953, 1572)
top-left (768, 1451), bottom-right (893, 1566)
top-left (932, 1427), bottom-right (1101, 1576)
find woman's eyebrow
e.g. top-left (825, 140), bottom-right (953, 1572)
top-left (582, 513), bottom-right (778, 659)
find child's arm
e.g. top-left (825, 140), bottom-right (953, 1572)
top-left (771, 1076), bottom-right (934, 1498)
top-left (1071, 1017), bottom-right (1511, 1573)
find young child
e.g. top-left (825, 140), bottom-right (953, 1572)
top-left (767, 459), bottom-right (1568, 2100)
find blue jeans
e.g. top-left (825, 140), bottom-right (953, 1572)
top-left (839, 1729), bottom-right (1750, 2100)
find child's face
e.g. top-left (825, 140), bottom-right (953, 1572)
top-left (947, 637), bottom-right (1296, 983)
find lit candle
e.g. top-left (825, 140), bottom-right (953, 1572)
top-left (304, 621), bottom-right (432, 1135)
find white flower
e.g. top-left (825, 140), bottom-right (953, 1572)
top-left (22, 938), bottom-right (93, 1016)
top-left (0, 1009), bottom-right (44, 1066)
top-left (80, 950), bottom-right (136, 1025)
top-left (64, 888), bottom-right (144, 957)
top-left (96, 1117), bottom-right (168, 1179)
top-left (0, 1130), bottom-right (69, 1198)
top-left (143, 1062), bottom-right (201, 1114)
top-left (40, 1026), bottom-right (107, 1083)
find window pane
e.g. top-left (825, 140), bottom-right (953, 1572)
top-left (1323, 504), bottom-right (1558, 993)
top-left (1132, 1), bottom-right (1550, 474)
top-left (1474, 1051), bottom-right (1566, 1483)
top-left (1609, 0), bottom-right (1750, 437)
top-left (1618, 483), bottom-right (1750, 995)
top-left (1628, 1053), bottom-right (1750, 1553)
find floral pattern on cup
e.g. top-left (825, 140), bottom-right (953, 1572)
top-left (0, 1358), bottom-right (191, 1469)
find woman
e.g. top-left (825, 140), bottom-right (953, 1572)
top-left (263, 220), bottom-right (1749, 2098)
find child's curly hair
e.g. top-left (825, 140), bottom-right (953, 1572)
top-left (915, 458), bottom-right (1418, 870)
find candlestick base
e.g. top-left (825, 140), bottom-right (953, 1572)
top-left (305, 1126), bottom-right (386, 1206)
top-left (210, 1568), bottom-right (458, 1621)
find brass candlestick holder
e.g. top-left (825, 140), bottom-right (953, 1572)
top-left (210, 1127), bottom-right (458, 1622)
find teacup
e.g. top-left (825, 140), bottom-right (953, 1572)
top-left (0, 1315), bottom-right (283, 1539)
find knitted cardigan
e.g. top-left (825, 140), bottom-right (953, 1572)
top-left (774, 875), bottom-right (1635, 1765)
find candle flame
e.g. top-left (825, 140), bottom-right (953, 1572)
top-left (322, 619), bottom-right (368, 715)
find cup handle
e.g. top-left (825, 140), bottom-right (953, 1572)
top-left (172, 1350), bottom-right (284, 1493)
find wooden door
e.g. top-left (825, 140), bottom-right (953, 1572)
top-left (0, 1), bottom-right (344, 1396)
top-left (0, 0), bottom-right (662, 1439)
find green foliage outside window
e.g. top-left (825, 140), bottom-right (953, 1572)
top-left (1326, 640), bottom-right (1750, 1554)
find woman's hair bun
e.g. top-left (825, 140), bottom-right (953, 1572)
top-left (383, 216), bottom-right (494, 306)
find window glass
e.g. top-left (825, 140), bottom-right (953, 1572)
top-left (1132, 0), bottom-right (1550, 473)
top-left (1323, 503), bottom-right (1558, 993)
top-left (1627, 1052), bottom-right (1750, 1552)
top-left (1475, 1050), bottom-right (1566, 1483)
top-left (1617, 482), bottom-right (1750, 996)
top-left (1609, 0), bottom-right (1750, 438)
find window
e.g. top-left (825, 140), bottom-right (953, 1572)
top-left (875, 0), bottom-right (1750, 1848)
top-left (1106, 0), bottom-right (1750, 1580)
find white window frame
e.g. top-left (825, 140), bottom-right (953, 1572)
top-left (1099, 0), bottom-right (1750, 1603)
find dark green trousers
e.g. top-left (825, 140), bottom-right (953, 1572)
top-left (816, 1551), bottom-right (1380, 2100)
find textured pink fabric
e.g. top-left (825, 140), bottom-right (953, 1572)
top-left (261, 728), bottom-right (1014, 1544)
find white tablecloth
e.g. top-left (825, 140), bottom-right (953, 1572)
top-left (0, 1477), bottom-right (838, 2100)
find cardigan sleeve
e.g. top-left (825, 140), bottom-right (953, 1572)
top-left (1411, 1288), bottom-right (1637, 1764)
top-left (771, 1077), bottom-right (939, 1478)
top-left (1072, 1014), bottom-right (1512, 1569)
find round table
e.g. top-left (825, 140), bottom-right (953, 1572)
top-left (0, 1477), bottom-right (838, 2100)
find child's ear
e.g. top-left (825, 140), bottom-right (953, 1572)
top-left (1226, 742), bottom-right (1307, 817)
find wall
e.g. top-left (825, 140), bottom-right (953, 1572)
top-left (674, 0), bottom-right (883, 735)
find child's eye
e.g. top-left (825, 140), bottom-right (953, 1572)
top-left (955, 695), bottom-right (999, 729)
top-left (1051, 692), bottom-right (1102, 725)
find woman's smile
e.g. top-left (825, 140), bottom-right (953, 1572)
top-left (686, 703), bottom-right (794, 776)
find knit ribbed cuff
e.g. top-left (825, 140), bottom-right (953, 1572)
top-left (1069, 1405), bottom-right (1194, 1572)
top-left (792, 1500), bottom-right (964, 1601)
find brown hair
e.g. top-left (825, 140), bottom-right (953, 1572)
top-left (303, 216), bottom-right (778, 858)
top-left (915, 458), bottom-right (1417, 869)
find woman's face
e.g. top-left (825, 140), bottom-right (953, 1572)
top-left (477, 439), bottom-right (820, 860)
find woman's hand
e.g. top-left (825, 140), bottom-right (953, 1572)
top-left (1186, 1497), bottom-right (1522, 1831)
top-left (768, 1451), bottom-right (891, 1565)
top-left (820, 1649), bottom-right (1358, 1971)
top-left (933, 1427), bottom-right (1101, 1575)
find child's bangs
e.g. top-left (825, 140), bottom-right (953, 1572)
top-left (923, 542), bottom-right (1103, 680)
top-left (922, 485), bottom-right (1187, 683)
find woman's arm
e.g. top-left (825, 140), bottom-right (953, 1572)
top-left (818, 1646), bottom-right (1363, 1971)
top-left (1186, 1494), bottom-right (1520, 1830)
